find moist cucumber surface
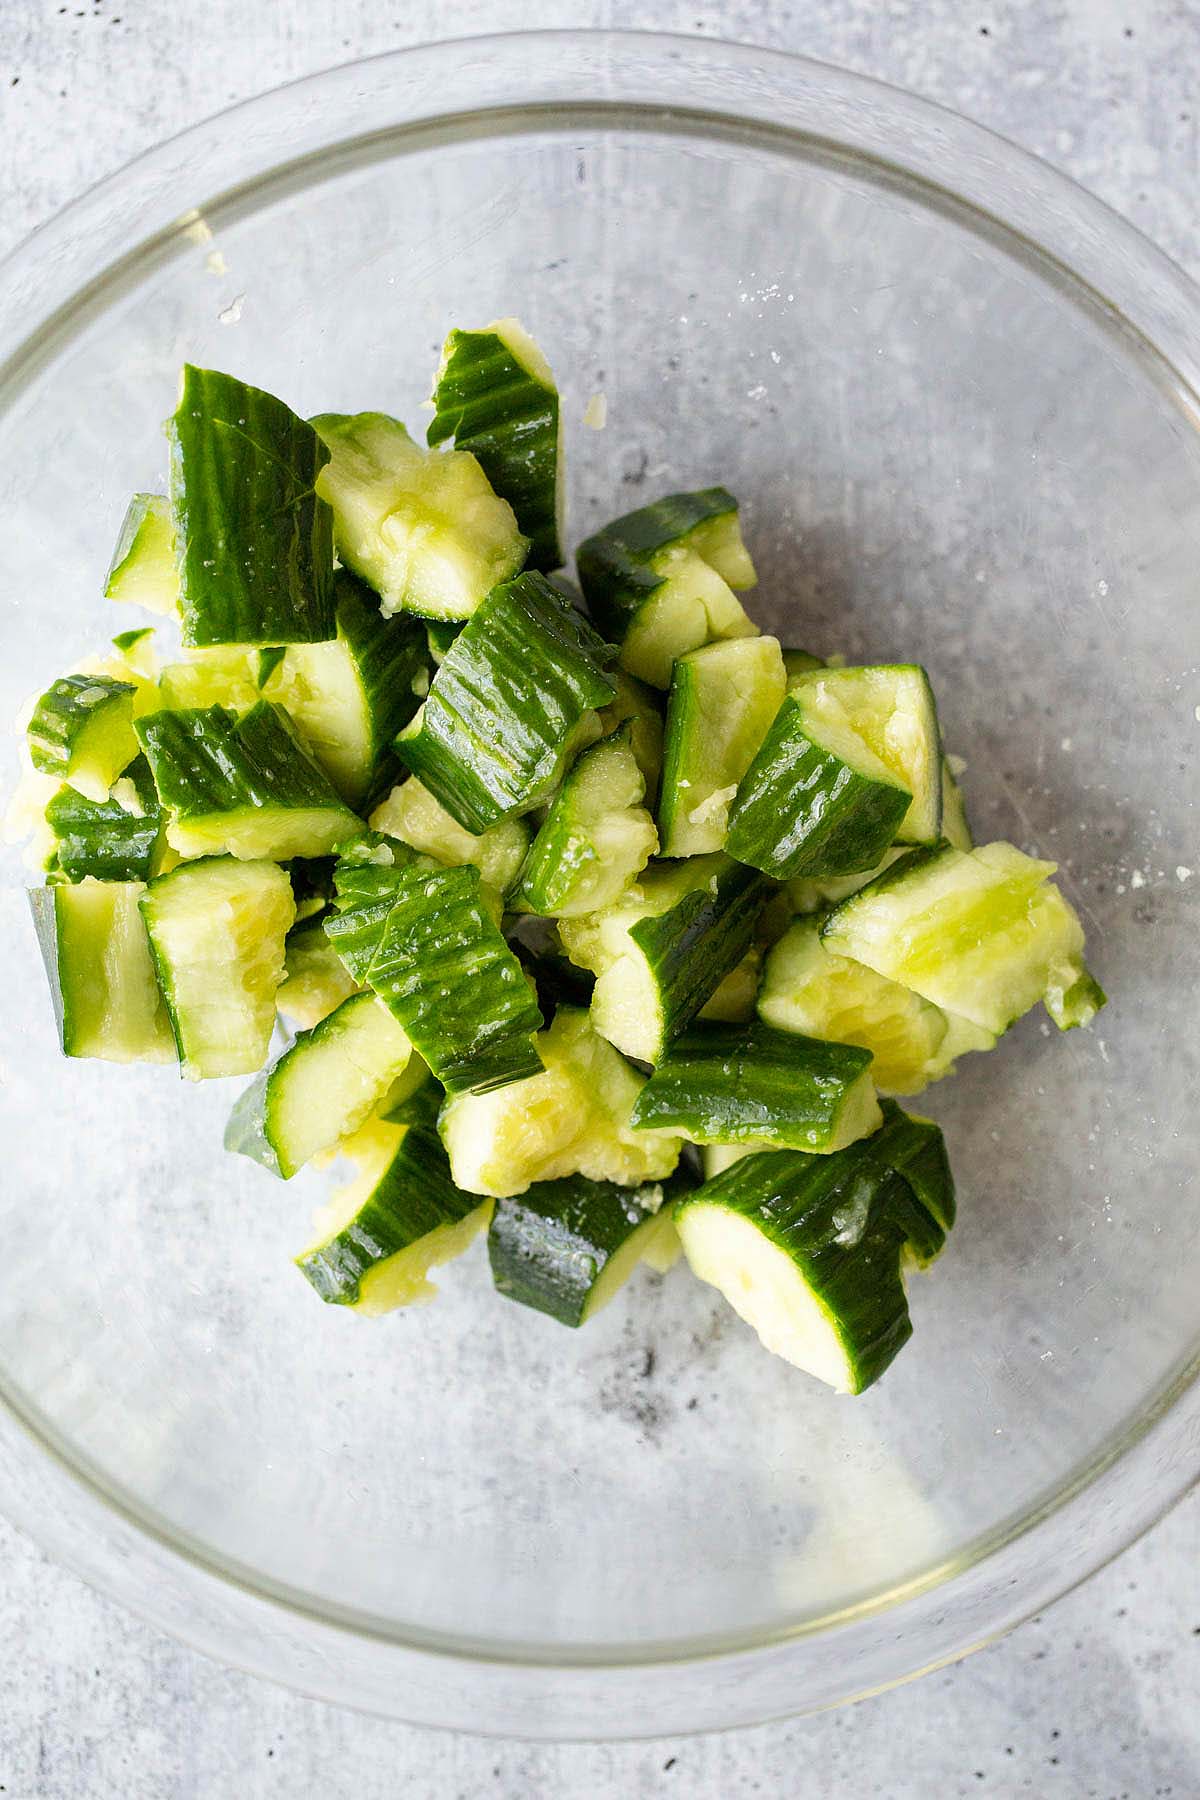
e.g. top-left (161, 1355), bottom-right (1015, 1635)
top-left (20, 347), bottom-right (1105, 1388)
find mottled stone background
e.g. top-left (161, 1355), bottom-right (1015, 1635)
top-left (0, 2), bottom-right (1197, 1795)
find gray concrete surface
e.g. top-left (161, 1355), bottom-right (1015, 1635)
top-left (1, 1), bottom-right (1198, 1793)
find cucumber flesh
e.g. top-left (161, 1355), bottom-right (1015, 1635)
top-left (169, 365), bottom-right (335, 646)
top-left (369, 776), bottom-right (530, 896)
top-left (658, 635), bottom-right (787, 856)
top-left (758, 913), bottom-right (991, 1095)
top-left (295, 1116), bottom-right (490, 1312)
top-left (821, 841), bottom-right (1103, 1036)
top-left (140, 856), bottom-right (295, 1079)
top-left (104, 494), bottom-right (180, 616)
top-left (313, 410), bottom-right (528, 619)
top-left (428, 317), bottom-right (563, 572)
top-left (28, 674), bottom-right (139, 802)
top-left (136, 701), bottom-right (360, 862)
top-left (595, 669), bottom-right (664, 802)
top-left (488, 1175), bottom-right (676, 1327)
top-left (438, 1006), bottom-right (681, 1198)
top-left (511, 725), bottom-right (658, 918)
top-left (395, 571), bottom-right (617, 832)
top-left (153, 648), bottom-right (261, 714)
top-left (940, 757), bottom-right (973, 851)
top-left (629, 1021), bottom-right (881, 1153)
top-left (225, 990), bottom-right (413, 1179)
top-left (276, 917), bottom-right (360, 1028)
top-left (697, 946), bottom-right (761, 1023)
top-left (29, 878), bottom-right (176, 1064)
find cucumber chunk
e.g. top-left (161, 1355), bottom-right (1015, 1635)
top-left (263, 570), bottom-right (428, 809)
top-left (595, 669), bottom-right (665, 801)
top-left (489, 1175), bottom-right (678, 1327)
top-left (295, 1116), bottom-right (490, 1313)
top-left (154, 648), bottom-right (261, 714)
top-left (323, 840), bottom-right (426, 981)
top-left (136, 700), bottom-right (360, 861)
top-left (658, 635), bottom-right (787, 856)
top-left (29, 878), bottom-right (176, 1063)
top-left (428, 317), bottom-right (563, 572)
top-left (28, 673), bottom-right (139, 802)
top-left (140, 856), bottom-right (295, 1079)
top-left (369, 777), bottom-right (530, 895)
top-left (558, 855), bottom-right (775, 1063)
top-left (675, 1107), bottom-right (955, 1392)
top-left (630, 1020), bottom-right (881, 1153)
top-left (726, 689), bottom-right (912, 881)
top-left (439, 1006), bottom-right (681, 1198)
top-left (940, 757), bottom-right (973, 851)
top-left (44, 754), bottom-right (163, 883)
top-left (396, 571), bottom-right (617, 832)
top-left (313, 410), bottom-right (527, 619)
top-left (511, 725), bottom-right (658, 918)
top-left (169, 365), bottom-right (335, 646)
top-left (759, 913), bottom-right (993, 1095)
top-left (104, 494), bottom-right (179, 616)
top-left (225, 991), bottom-right (413, 1179)
top-left (577, 488), bottom-right (758, 688)
top-left (365, 861), bottom-right (544, 1095)
top-left (276, 916), bottom-right (360, 1029)
top-left (821, 840), bottom-right (1105, 1036)
top-left (789, 665), bottom-right (943, 844)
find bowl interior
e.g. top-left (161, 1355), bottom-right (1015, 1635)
top-left (1, 86), bottom-right (1198, 1669)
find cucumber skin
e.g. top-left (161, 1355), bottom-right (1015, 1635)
top-left (726, 694), bottom-right (911, 879)
top-left (628, 1021), bottom-right (874, 1149)
top-left (577, 488), bottom-right (741, 642)
top-left (168, 365), bottom-right (335, 647)
top-left (136, 700), bottom-right (357, 835)
top-left (428, 327), bottom-right (562, 572)
top-left (366, 861), bottom-right (544, 1095)
top-left (324, 846), bottom-right (425, 981)
top-left (45, 755), bottom-right (161, 882)
top-left (488, 1175), bottom-right (666, 1327)
top-left (630, 859), bottom-right (776, 1052)
top-left (297, 1120), bottom-right (482, 1307)
top-left (396, 572), bottom-right (617, 833)
top-left (27, 675), bottom-right (136, 782)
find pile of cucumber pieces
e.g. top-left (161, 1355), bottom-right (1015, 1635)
top-left (15, 319), bottom-right (1105, 1397)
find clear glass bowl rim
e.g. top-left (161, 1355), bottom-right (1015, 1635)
top-left (0, 28), bottom-right (1197, 1740)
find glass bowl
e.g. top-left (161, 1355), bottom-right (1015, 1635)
top-left (1, 31), bottom-right (1198, 1740)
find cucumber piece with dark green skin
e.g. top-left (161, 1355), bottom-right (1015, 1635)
top-left (438, 1005), bottom-right (681, 1198)
top-left (323, 840), bottom-right (426, 981)
top-left (168, 365), bottom-right (335, 646)
top-left (369, 777), bottom-right (531, 895)
top-left (428, 318), bottom-right (563, 572)
top-left (725, 691), bottom-right (911, 881)
top-left (366, 861), bottom-right (544, 1095)
top-left (674, 1109), bottom-right (955, 1392)
top-left (557, 854), bottom-right (776, 1063)
top-left (139, 856), bottom-right (295, 1079)
top-left (136, 700), bottom-right (360, 861)
top-left (511, 725), bottom-right (658, 918)
top-left (820, 840), bottom-right (1105, 1036)
top-left (313, 410), bottom-right (527, 620)
top-left (256, 646), bottom-right (287, 689)
top-left (629, 1020), bottom-right (881, 1153)
top-left (28, 673), bottom-right (139, 802)
top-left (225, 990), bottom-right (414, 1179)
top-left (658, 635), bottom-right (786, 856)
top-left (788, 664), bottom-right (943, 844)
top-left (111, 627), bottom-right (158, 660)
top-left (263, 570), bottom-right (429, 809)
top-left (396, 571), bottom-right (617, 833)
top-left (488, 1174), bottom-right (678, 1327)
top-left (576, 487), bottom-right (758, 688)
top-left (295, 1114), bottom-right (490, 1313)
top-left (44, 754), bottom-right (162, 883)
top-left (28, 878), bottom-right (176, 1064)
top-left (275, 915), bottom-right (361, 1028)
top-left (104, 493), bottom-right (179, 616)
